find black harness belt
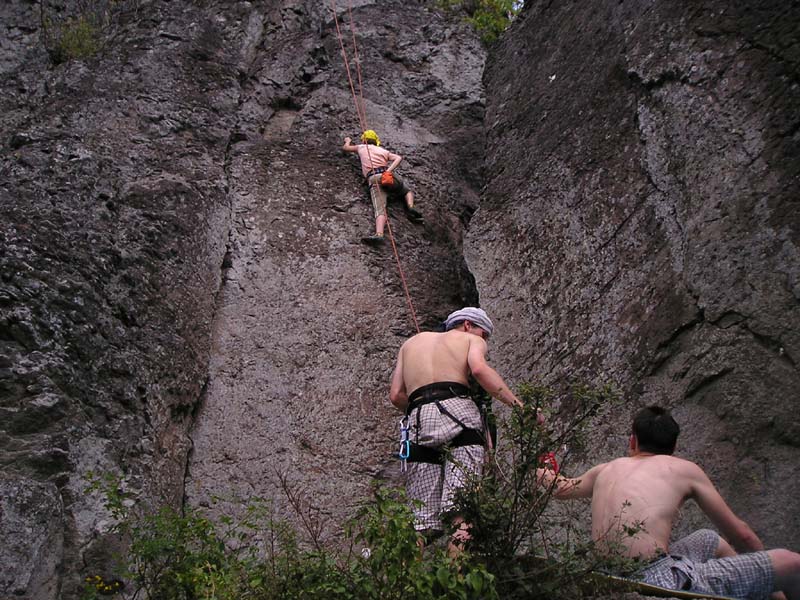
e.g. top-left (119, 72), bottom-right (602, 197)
top-left (365, 167), bottom-right (387, 178)
top-left (405, 429), bottom-right (486, 465)
top-left (403, 381), bottom-right (485, 464)
top-left (406, 381), bottom-right (472, 415)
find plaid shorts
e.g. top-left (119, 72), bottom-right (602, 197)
top-left (638, 529), bottom-right (774, 599)
top-left (405, 396), bottom-right (484, 531)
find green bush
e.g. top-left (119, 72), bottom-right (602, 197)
top-left (82, 480), bottom-right (496, 599)
top-left (40, 0), bottom-right (143, 64)
top-left (83, 382), bottom-right (639, 599)
top-left (437, 0), bottom-right (522, 44)
top-left (449, 382), bottom-right (641, 598)
top-left (46, 16), bottom-right (100, 64)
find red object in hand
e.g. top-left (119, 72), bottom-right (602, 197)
top-left (539, 451), bottom-right (559, 474)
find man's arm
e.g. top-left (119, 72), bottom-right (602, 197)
top-left (342, 137), bottom-right (358, 153)
top-left (386, 151), bottom-right (403, 173)
top-left (389, 348), bottom-right (408, 411)
top-left (536, 463), bottom-right (606, 499)
top-left (466, 338), bottom-right (522, 408)
top-left (688, 462), bottom-right (764, 552)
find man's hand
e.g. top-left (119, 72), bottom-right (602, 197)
top-left (342, 137), bottom-right (358, 153)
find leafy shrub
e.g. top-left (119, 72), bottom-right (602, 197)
top-left (450, 382), bottom-right (641, 598)
top-left (39, 0), bottom-right (143, 64)
top-left (82, 480), bottom-right (496, 599)
top-left (437, 0), bottom-right (522, 44)
top-left (82, 382), bottom-right (639, 599)
top-left (45, 16), bottom-right (99, 64)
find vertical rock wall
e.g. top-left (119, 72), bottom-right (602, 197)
top-left (7, 0), bottom-right (796, 595)
top-left (473, 0), bottom-right (799, 547)
top-left (2, 1), bottom-right (243, 597)
top-left (184, 0), bottom-right (487, 543)
top-left (1, 0), bottom-right (486, 597)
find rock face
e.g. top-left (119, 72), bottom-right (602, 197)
top-left (472, 0), bottom-right (799, 547)
top-left (1, 0), bottom-right (485, 597)
top-left (183, 0), bottom-right (486, 542)
top-left (2, 0), bottom-right (798, 597)
top-left (1, 0), bottom-right (241, 595)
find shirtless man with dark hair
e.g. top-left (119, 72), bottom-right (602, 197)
top-left (390, 307), bottom-right (522, 553)
top-left (538, 405), bottom-right (800, 600)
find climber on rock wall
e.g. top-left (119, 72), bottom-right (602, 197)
top-left (342, 129), bottom-right (423, 245)
top-left (389, 307), bottom-right (523, 556)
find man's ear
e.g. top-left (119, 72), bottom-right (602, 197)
top-left (629, 434), bottom-right (637, 453)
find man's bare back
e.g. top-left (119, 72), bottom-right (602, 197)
top-left (390, 327), bottom-right (522, 411)
top-left (542, 410), bottom-right (762, 560)
top-left (590, 455), bottom-right (696, 558)
top-left (397, 331), bottom-right (476, 395)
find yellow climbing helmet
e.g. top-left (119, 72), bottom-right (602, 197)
top-left (361, 130), bottom-right (381, 146)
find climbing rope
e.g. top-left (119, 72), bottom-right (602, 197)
top-left (330, 0), bottom-right (421, 334)
top-left (385, 218), bottom-right (421, 332)
top-left (346, 0), bottom-right (368, 130)
top-left (331, 0), bottom-right (366, 130)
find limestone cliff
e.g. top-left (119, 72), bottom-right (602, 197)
top-left (1, 0), bottom-right (484, 597)
top-left (471, 0), bottom-right (800, 547)
top-left (1, 0), bottom-right (798, 598)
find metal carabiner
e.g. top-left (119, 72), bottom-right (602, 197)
top-left (399, 417), bottom-right (410, 467)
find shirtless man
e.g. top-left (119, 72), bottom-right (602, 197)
top-left (390, 307), bottom-right (522, 551)
top-left (537, 405), bottom-right (800, 600)
top-left (342, 130), bottom-right (422, 245)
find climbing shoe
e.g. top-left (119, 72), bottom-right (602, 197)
top-left (361, 234), bottom-right (385, 245)
top-left (405, 207), bottom-right (424, 224)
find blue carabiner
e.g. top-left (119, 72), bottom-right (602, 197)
top-left (399, 417), bottom-right (410, 460)
top-left (399, 439), bottom-right (410, 460)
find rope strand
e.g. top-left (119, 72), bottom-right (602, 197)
top-left (347, 0), bottom-right (368, 128)
top-left (330, 0), bottom-right (420, 334)
top-left (385, 219), bottom-right (421, 333)
top-left (331, 0), bottom-right (366, 130)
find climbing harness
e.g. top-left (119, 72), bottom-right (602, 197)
top-left (396, 382), bottom-right (491, 465)
top-left (406, 381), bottom-right (472, 412)
top-left (364, 166), bottom-right (386, 179)
top-left (330, 0), bottom-right (420, 333)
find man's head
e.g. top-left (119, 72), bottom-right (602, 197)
top-left (631, 406), bottom-right (680, 455)
top-left (361, 130), bottom-right (381, 146)
top-left (444, 307), bottom-right (494, 340)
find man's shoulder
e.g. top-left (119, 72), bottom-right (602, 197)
top-left (605, 453), bottom-right (696, 472)
top-left (633, 454), bottom-right (706, 483)
top-left (411, 330), bottom-right (442, 339)
top-left (654, 453), bottom-right (700, 470)
top-left (362, 144), bottom-right (390, 153)
top-left (403, 330), bottom-right (441, 346)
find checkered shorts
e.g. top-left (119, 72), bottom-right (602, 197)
top-left (405, 396), bottom-right (484, 531)
top-left (638, 529), bottom-right (774, 599)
